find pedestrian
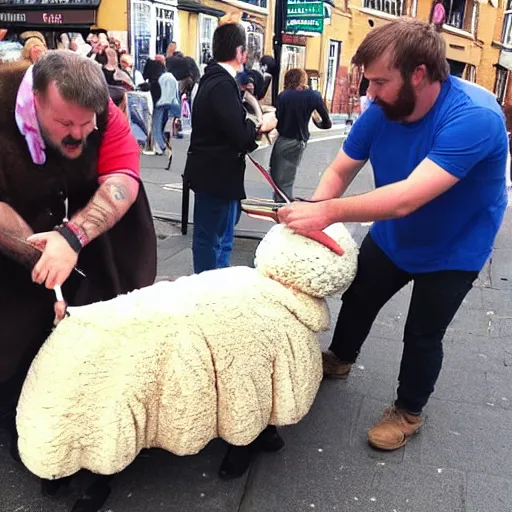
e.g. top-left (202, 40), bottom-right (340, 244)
top-left (152, 69), bottom-right (181, 155)
top-left (120, 53), bottom-right (145, 88)
top-left (269, 68), bottom-right (331, 201)
top-left (19, 31), bottom-right (47, 64)
top-left (0, 51), bottom-right (157, 468)
top-left (278, 19), bottom-right (508, 451)
top-left (184, 21), bottom-right (276, 274)
top-left (359, 75), bottom-right (370, 113)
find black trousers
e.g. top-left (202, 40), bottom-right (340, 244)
top-left (331, 234), bottom-right (478, 414)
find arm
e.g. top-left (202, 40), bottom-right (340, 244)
top-left (280, 107), bottom-right (505, 232)
top-left (29, 100), bottom-right (141, 289)
top-left (67, 174), bottom-right (139, 242)
top-left (0, 202), bottom-right (40, 269)
top-left (312, 93), bottom-right (332, 130)
top-left (211, 81), bottom-right (258, 153)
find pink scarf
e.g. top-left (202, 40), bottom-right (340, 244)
top-left (15, 66), bottom-right (46, 165)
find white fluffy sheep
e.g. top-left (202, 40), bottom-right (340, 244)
top-left (16, 222), bottom-right (358, 480)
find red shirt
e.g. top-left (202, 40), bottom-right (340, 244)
top-left (97, 99), bottom-right (140, 181)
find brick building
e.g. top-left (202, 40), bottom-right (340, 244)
top-left (298, 0), bottom-right (507, 114)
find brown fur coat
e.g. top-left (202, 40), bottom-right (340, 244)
top-left (0, 62), bottom-right (157, 409)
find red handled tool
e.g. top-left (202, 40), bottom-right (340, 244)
top-left (244, 156), bottom-right (344, 256)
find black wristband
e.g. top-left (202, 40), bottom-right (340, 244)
top-left (54, 224), bottom-right (82, 253)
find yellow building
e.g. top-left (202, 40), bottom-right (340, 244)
top-left (288, 0), bottom-right (505, 113)
top-left (122, 0), bottom-right (274, 74)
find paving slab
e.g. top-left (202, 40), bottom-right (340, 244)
top-left (466, 472), bottom-right (512, 512)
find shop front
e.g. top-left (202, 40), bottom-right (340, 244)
top-left (0, 0), bottom-right (100, 48)
top-left (130, 0), bottom-right (178, 72)
top-left (279, 33), bottom-right (306, 89)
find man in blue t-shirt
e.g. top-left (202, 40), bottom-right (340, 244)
top-left (278, 19), bottom-right (508, 451)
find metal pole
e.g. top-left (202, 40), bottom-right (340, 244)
top-left (272, 0), bottom-right (285, 105)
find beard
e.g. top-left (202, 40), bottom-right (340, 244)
top-left (374, 79), bottom-right (416, 122)
top-left (39, 123), bottom-right (87, 160)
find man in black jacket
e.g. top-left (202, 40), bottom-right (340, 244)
top-left (184, 22), bottom-right (274, 273)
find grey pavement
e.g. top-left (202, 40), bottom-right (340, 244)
top-left (3, 130), bottom-right (512, 511)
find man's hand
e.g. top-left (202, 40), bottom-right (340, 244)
top-left (278, 200), bottom-right (336, 234)
top-left (27, 231), bottom-right (78, 289)
top-left (259, 112), bottom-right (277, 133)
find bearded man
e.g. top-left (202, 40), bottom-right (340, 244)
top-left (278, 19), bottom-right (508, 450)
top-left (0, 51), bottom-right (157, 456)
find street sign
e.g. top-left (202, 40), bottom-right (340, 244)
top-left (285, 0), bottom-right (324, 34)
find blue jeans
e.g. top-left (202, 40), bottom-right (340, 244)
top-left (152, 104), bottom-right (181, 152)
top-left (192, 192), bottom-right (241, 274)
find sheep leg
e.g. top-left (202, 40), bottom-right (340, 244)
top-left (41, 476), bottom-right (73, 497)
top-left (218, 426), bottom-right (285, 480)
top-left (0, 410), bottom-right (21, 463)
top-left (71, 474), bottom-right (113, 512)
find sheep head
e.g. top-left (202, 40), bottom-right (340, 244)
top-left (254, 223), bottom-right (358, 298)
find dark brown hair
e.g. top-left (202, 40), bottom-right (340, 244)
top-left (33, 50), bottom-right (109, 114)
top-left (352, 18), bottom-right (449, 82)
top-left (284, 68), bottom-right (307, 90)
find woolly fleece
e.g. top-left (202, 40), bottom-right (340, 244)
top-left (16, 223), bottom-right (358, 480)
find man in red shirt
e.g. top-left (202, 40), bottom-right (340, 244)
top-left (0, 51), bottom-right (157, 475)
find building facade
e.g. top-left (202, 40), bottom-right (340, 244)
top-left (291, 0), bottom-right (505, 114)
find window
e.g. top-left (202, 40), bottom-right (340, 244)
top-left (325, 40), bottom-right (341, 102)
top-left (234, 0), bottom-right (267, 8)
top-left (198, 14), bottom-right (217, 71)
top-left (362, 0), bottom-right (404, 16)
top-left (503, 0), bottom-right (512, 46)
top-left (155, 7), bottom-right (175, 56)
top-left (244, 22), bottom-right (264, 67)
top-left (495, 66), bottom-right (509, 105)
top-left (132, 0), bottom-right (152, 73)
top-left (442, 0), bottom-right (477, 33)
top-left (464, 64), bottom-right (476, 82)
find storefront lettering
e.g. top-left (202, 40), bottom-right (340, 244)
top-left (42, 12), bottom-right (63, 23)
top-left (0, 12), bottom-right (26, 22)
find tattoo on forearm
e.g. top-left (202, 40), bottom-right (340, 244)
top-left (70, 180), bottom-right (132, 243)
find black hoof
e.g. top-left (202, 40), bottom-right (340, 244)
top-left (218, 444), bottom-right (254, 481)
top-left (41, 476), bottom-right (72, 498)
top-left (71, 479), bottom-right (112, 512)
top-left (256, 426), bottom-right (285, 453)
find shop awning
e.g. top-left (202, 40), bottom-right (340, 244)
top-left (177, 0), bottom-right (225, 18)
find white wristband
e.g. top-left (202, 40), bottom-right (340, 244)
top-left (54, 285), bottom-right (64, 302)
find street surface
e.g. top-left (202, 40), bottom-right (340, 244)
top-left (3, 129), bottom-right (512, 511)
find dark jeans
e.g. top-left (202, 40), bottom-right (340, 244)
top-left (192, 191), bottom-right (241, 274)
top-left (330, 234), bottom-right (478, 414)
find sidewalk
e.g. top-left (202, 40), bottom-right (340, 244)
top-left (149, 208), bottom-right (512, 512)
top-left (143, 122), bottom-right (350, 239)
top-left (145, 127), bottom-right (512, 511)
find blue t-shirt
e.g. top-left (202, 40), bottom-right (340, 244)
top-left (343, 76), bottom-right (508, 273)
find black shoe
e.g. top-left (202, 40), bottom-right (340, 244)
top-left (71, 477), bottom-right (112, 512)
top-left (0, 411), bottom-right (21, 463)
top-left (256, 426), bottom-right (285, 453)
top-left (41, 476), bottom-right (72, 498)
top-left (218, 444), bottom-right (254, 481)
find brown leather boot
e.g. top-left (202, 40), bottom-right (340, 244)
top-left (322, 350), bottom-right (353, 379)
top-left (368, 406), bottom-right (424, 450)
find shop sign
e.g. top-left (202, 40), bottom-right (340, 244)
top-left (0, 9), bottom-right (96, 24)
top-left (0, 0), bottom-right (101, 7)
top-left (285, 0), bottom-right (324, 34)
